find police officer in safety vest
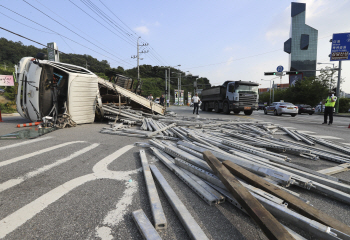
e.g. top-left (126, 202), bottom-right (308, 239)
top-left (322, 91), bottom-right (337, 125)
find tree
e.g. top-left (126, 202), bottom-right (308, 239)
top-left (317, 66), bottom-right (344, 91)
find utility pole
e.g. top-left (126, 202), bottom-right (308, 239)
top-left (85, 61), bottom-right (89, 69)
top-left (3, 62), bottom-right (7, 70)
top-left (335, 61), bottom-right (341, 113)
top-left (165, 69), bottom-right (167, 109)
top-left (272, 80), bottom-right (275, 102)
top-left (131, 37), bottom-right (148, 89)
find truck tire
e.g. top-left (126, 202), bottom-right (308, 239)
top-left (214, 102), bottom-right (221, 113)
top-left (233, 110), bottom-right (240, 114)
top-left (201, 102), bottom-right (205, 111)
top-left (244, 110), bottom-right (253, 115)
top-left (223, 103), bottom-right (230, 114)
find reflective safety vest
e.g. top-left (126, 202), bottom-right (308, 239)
top-left (325, 96), bottom-right (336, 107)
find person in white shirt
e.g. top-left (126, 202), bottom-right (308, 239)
top-left (147, 94), bottom-right (153, 101)
top-left (167, 99), bottom-right (170, 107)
top-left (192, 93), bottom-right (200, 114)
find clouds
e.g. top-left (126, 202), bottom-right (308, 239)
top-left (134, 26), bottom-right (150, 35)
top-left (134, 21), bottom-right (161, 35)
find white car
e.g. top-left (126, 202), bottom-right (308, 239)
top-left (154, 98), bottom-right (160, 104)
top-left (315, 104), bottom-right (335, 113)
top-left (264, 102), bottom-right (298, 117)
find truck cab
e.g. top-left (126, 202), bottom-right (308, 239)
top-left (201, 80), bottom-right (259, 115)
top-left (16, 57), bottom-right (99, 125)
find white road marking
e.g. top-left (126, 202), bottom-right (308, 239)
top-left (0, 144), bottom-right (140, 239)
top-left (0, 136), bottom-right (52, 151)
top-left (0, 143), bottom-right (99, 193)
top-left (284, 127), bottom-right (296, 129)
top-left (0, 141), bottom-right (84, 168)
top-left (341, 143), bottom-right (350, 146)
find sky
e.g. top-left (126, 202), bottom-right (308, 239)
top-left (1, 0), bottom-right (350, 93)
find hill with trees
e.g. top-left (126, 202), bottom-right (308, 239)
top-left (0, 37), bottom-right (211, 103)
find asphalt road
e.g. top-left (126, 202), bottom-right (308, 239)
top-left (0, 108), bottom-right (349, 240)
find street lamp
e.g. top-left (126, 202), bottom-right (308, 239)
top-left (167, 65), bottom-right (180, 105)
top-left (317, 62), bottom-right (335, 91)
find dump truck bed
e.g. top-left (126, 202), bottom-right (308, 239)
top-left (98, 78), bottom-right (165, 115)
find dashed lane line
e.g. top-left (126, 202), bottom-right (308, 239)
top-left (0, 141), bottom-right (85, 168)
top-left (0, 143), bottom-right (99, 193)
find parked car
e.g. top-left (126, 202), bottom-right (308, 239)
top-left (0, 88), bottom-right (5, 94)
top-left (154, 98), bottom-right (160, 104)
top-left (264, 102), bottom-right (298, 117)
top-left (295, 104), bottom-right (315, 115)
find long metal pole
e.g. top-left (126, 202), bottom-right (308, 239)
top-left (335, 61), bottom-right (341, 113)
top-left (165, 70), bottom-right (167, 109)
top-left (269, 80), bottom-right (272, 105)
top-left (272, 80), bottom-right (274, 102)
top-left (180, 74), bottom-right (182, 105)
top-left (168, 68), bottom-right (171, 104)
top-left (137, 37), bottom-right (140, 83)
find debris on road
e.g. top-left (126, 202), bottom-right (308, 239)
top-left (116, 115), bottom-right (350, 239)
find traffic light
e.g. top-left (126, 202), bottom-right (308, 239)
top-left (286, 71), bottom-right (299, 75)
top-left (264, 72), bottom-right (276, 75)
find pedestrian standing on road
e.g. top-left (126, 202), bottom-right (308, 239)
top-left (322, 91), bottom-right (337, 125)
top-left (147, 93), bottom-right (153, 101)
top-left (159, 94), bottom-right (165, 106)
top-left (167, 99), bottom-right (170, 107)
top-left (192, 93), bottom-right (200, 115)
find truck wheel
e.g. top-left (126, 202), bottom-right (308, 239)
top-left (223, 103), bottom-right (230, 114)
top-left (214, 102), bottom-right (221, 113)
top-left (244, 110), bottom-right (253, 115)
top-left (205, 103), bottom-right (210, 112)
top-left (201, 102), bottom-right (205, 111)
top-left (233, 110), bottom-right (240, 114)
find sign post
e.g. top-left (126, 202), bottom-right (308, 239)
top-left (330, 32), bottom-right (350, 113)
top-left (276, 65), bottom-right (284, 84)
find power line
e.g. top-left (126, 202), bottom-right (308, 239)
top-left (22, 0), bottom-right (132, 66)
top-left (84, 0), bottom-right (138, 42)
top-left (1, 4), bottom-right (133, 68)
top-left (98, 0), bottom-right (139, 38)
top-left (0, 26), bottom-right (133, 72)
top-left (68, 0), bottom-right (135, 48)
top-left (33, 0), bottom-right (125, 59)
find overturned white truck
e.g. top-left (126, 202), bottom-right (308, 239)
top-left (15, 56), bottom-right (165, 126)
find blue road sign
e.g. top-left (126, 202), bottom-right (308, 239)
top-left (330, 33), bottom-right (350, 61)
top-left (276, 65), bottom-right (284, 72)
